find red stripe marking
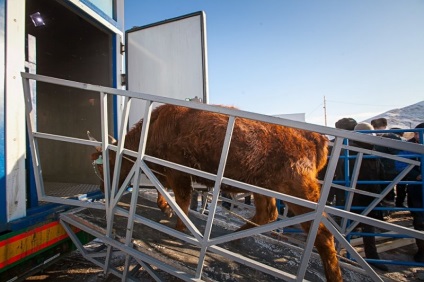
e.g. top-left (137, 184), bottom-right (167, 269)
top-left (0, 232), bottom-right (69, 268)
top-left (0, 221), bottom-right (59, 248)
top-left (0, 221), bottom-right (80, 268)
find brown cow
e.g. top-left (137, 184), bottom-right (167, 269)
top-left (91, 104), bottom-right (342, 281)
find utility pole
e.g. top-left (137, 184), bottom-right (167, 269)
top-left (323, 96), bottom-right (327, 126)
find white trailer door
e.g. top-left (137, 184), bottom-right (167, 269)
top-left (126, 11), bottom-right (208, 127)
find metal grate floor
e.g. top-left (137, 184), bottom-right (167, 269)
top-left (44, 182), bottom-right (101, 198)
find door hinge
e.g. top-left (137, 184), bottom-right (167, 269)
top-left (120, 43), bottom-right (125, 54)
top-left (121, 74), bottom-right (126, 86)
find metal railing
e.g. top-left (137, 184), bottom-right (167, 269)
top-left (21, 72), bottom-right (424, 281)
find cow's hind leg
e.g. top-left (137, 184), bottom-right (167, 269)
top-left (292, 213), bottom-right (342, 282)
top-left (238, 193), bottom-right (279, 231)
top-left (314, 223), bottom-right (342, 282)
top-left (284, 179), bottom-right (342, 282)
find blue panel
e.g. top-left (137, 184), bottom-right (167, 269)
top-left (26, 134), bottom-right (38, 208)
top-left (80, 0), bottom-right (118, 25)
top-left (83, 0), bottom-right (114, 19)
top-left (0, 0), bottom-right (6, 229)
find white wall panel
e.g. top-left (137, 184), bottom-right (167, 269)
top-left (126, 12), bottom-right (207, 127)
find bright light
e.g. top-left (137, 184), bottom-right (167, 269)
top-left (30, 12), bottom-right (45, 27)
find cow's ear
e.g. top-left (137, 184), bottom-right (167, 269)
top-left (87, 131), bottom-right (103, 152)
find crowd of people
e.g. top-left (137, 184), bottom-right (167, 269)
top-left (329, 116), bottom-right (424, 269)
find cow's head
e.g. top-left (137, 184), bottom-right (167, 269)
top-left (88, 131), bottom-right (134, 194)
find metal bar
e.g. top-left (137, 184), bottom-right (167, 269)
top-left (111, 165), bottom-right (137, 208)
top-left (340, 152), bottom-right (363, 233)
top-left (122, 103), bottom-right (156, 273)
top-left (33, 131), bottom-right (102, 147)
top-left (99, 91), bottom-right (115, 276)
top-left (21, 76), bottom-right (46, 199)
top-left (121, 96), bottom-right (154, 279)
top-left (143, 154), bottom-right (217, 182)
top-left (114, 207), bottom-right (199, 245)
top-left (222, 178), bottom-right (318, 209)
top-left (37, 195), bottom-right (105, 209)
top-left (324, 205), bottom-right (424, 240)
top-left (133, 258), bottom-right (163, 282)
top-left (21, 73), bottom-right (424, 280)
top-left (60, 219), bottom-right (136, 281)
top-left (122, 164), bottom-right (142, 280)
top-left (108, 96), bottom-right (133, 278)
top-left (60, 213), bottom-right (199, 281)
top-left (20, 72), bottom-right (424, 154)
top-left (341, 143), bottom-right (420, 166)
top-left (110, 96), bottom-right (131, 199)
top-left (208, 245), bottom-right (298, 282)
top-left (322, 218), bottom-right (383, 282)
top-left (344, 164), bottom-right (414, 234)
top-left (295, 141), bottom-right (343, 280)
top-left (140, 161), bottom-right (203, 241)
top-left (196, 115), bottom-right (236, 278)
top-left (206, 212), bottom-right (315, 247)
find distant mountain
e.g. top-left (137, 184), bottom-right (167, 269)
top-left (363, 100), bottom-right (424, 129)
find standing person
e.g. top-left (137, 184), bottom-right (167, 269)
top-left (390, 128), bottom-right (408, 207)
top-left (398, 123), bottom-right (424, 262)
top-left (374, 127), bottom-right (405, 206)
top-left (322, 117), bottom-right (358, 205)
top-left (335, 117), bottom-right (358, 131)
top-left (349, 122), bottom-right (388, 271)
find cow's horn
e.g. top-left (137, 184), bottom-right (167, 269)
top-left (87, 131), bottom-right (102, 152)
top-left (87, 131), bottom-right (97, 141)
top-left (108, 134), bottom-right (117, 144)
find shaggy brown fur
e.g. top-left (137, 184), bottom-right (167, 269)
top-left (91, 104), bottom-right (342, 281)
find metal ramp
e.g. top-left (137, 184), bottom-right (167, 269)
top-left (21, 72), bottom-right (424, 281)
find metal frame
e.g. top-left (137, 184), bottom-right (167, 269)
top-left (21, 72), bottom-right (424, 281)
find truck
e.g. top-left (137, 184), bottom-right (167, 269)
top-left (0, 1), bottom-right (207, 280)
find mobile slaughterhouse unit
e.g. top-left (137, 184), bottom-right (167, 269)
top-left (3, 1), bottom-right (424, 282)
top-left (0, 1), bottom-right (208, 280)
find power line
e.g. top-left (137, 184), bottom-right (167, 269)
top-left (307, 103), bottom-right (324, 115)
top-left (325, 99), bottom-right (399, 108)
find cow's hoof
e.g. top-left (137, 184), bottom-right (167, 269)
top-left (164, 206), bottom-right (173, 218)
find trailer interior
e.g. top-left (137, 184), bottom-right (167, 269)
top-left (25, 0), bottom-right (115, 198)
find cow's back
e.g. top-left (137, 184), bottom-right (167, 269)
top-left (145, 104), bottom-right (328, 187)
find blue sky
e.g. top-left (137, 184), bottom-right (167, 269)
top-left (124, 0), bottom-right (424, 127)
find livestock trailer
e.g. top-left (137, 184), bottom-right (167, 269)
top-left (0, 0), bottom-right (207, 280)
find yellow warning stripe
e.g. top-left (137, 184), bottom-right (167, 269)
top-left (0, 221), bottom-right (78, 268)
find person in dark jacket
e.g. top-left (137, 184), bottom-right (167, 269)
top-left (348, 122), bottom-right (388, 271)
top-left (374, 129), bottom-right (405, 206)
top-left (399, 123), bottom-right (424, 262)
top-left (322, 117), bottom-right (358, 205)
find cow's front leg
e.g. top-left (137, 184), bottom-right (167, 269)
top-left (167, 175), bottom-right (193, 232)
top-left (156, 192), bottom-right (173, 218)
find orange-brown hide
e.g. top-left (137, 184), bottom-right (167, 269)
top-left (91, 104), bottom-right (342, 281)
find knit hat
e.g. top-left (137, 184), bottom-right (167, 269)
top-left (354, 122), bottom-right (375, 135)
top-left (371, 118), bottom-right (387, 129)
top-left (335, 118), bottom-right (357, 130)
